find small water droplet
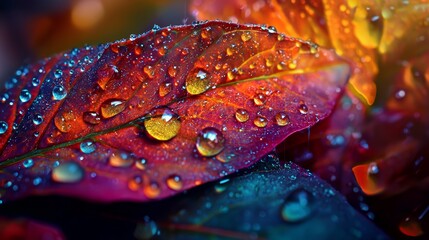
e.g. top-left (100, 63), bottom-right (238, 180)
top-left (54, 69), bottom-right (63, 79)
top-left (275, 112), bottom-right (290, 126)
top-left (298, 103), bottom-right (308, 114)
top-left (367, 162), bottom-right (379, 175)
top-left (109, 152), bottom-right (134, 168)
top-left (158, 81), bottom-right (172, 97)
top-left (253, 116), bottom-right (268, 128)
top-left (281, 188), bottom-right (314, 222)
top-left (288, 60), bottom-right (297, 69)
top-left (166, 174), bottom-right (183, 191)
top-left (83, 111), bottom-right (101, 125)
top-left (241, 31), bottom-right (252, 42)
top-left (395, 89), bottom-right (406, 100)
top-left (100, 99), bottom-right (126, 118)
top-left (158, 46), bottom-right (167, 56)
top-left (19, 89), bottom-right (31, 103)
top-left (267, 26), bottom-right (277, 33)
top-left (226, 47), bottom-right (234, 56)
top-left (135, 158), bottom-right (147, 170)
top-left (52, 85), bottom-right (67, 100)
top-left (129, 34), bottom-right (137, 41)
top-left (144, 107), bottom-right (181, 141)
top-left (227, 71), bottom-right (235, 81)
top-left (32, 77), bottom-right (40, 87)
top-left (144, 181), bottom-right (161, 199)
top-left (253, 93), bottom-right (266, 106)
top-left (80, 141), bottom-right (96, 154)
top-left (186, 69), bottom-right (210, 95)
top-left (235, 109), bottom-right (249, 123)
top-left (1, 122), bottom-right (9, 135)
top-left (52, 162), bottom-right (84, 183)
top-left (196, 127), bottom-right (225, 157)
top-left (201, 27), bottom-right (212, 39)
top-left (23, 159), bottom-right (34, 168)
top-left (33, 114), bottom-right (43, 125)
top-left (167, 66), bottom-right (178, 78)
top-left (33, 177), bottom-right (42, 186)
top-left (143, 65), bottom-right (155, 78)
top-left (128, 175), bottom-right (143, 191)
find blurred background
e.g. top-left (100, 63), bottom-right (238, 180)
top-left (0, 0), bottom-right (192, 83)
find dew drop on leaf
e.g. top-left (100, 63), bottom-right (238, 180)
top-left (158, 81), bottom-right (172, 97)
top-left (109, 152), bottom-right (134, 168)
top-left (253, 93), bottom-right (266, 106)
top-left (143, 66), bottom-right (155, 78)
top-left (166, 174), bottom-right (183, 191)
top-left (32, 114), bottom-right (44, 125)
top-left (143, 107), bottom-right (181, 141)
top-left (128, 176), bottom-right (143, 191)
top-left (22, 159), bottom-right (34, 168)
top-left (54, 112), bottom-right (75, 133)
top-left (275, 112), bottom-right (290, 126)
top-left (253, 116), bottom-right (268, 128)
top-left (19, 89), bottom-right (31, 103)
top-left (83, 111), bottom-right (101, 125)
top-left (100, 99), bottom-right (126, 118)
top-left (281, 188), bottom-right (314, 222)
top-left (0, 121), bottom-right (7, 134)
top-left (241, 31), bottom-right (252, 42)
top-left (186, 69), bottom-right (210, 95)
top-left (80, 141), bottom-right (96, 154)
top-left (196, 127), bottom-right (225, 157)
top-left (167, 65), bottom-right (178, 78)
top-left (52, 162), bottom-right (84, 183)
top-left (235, 108), bottom-right (249, 123)
top-left (52, 85), bottom-right (67, 100)
top-left (135, 158), bottom-right (147, 170)
top-left (144, 181), bottom-right (161, 199)
top-left (298, 103), bottom-right (309, 114)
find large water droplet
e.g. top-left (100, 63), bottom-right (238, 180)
top-left (281, 188), bottom-right (314, 222)
top-left (143, 107), bottom-right (181, 141)
top-left (80, 141), bottom-right (96, 154)
top-left (52, 162), bottom-right (84, 183)
top-left (166, 174), bottom-right (183, 191)
top-left (52, 85), bottom-right (67, 100)
top-left (275, 112), bottom-right (290, 126)
top-left (0, 121), bottom-right (8, 134)
top-left (235, 109), bottom-right (249, 123)
top-left (144, 181), bottom-right (161, 199)
top-left (83, 111), bottom-right (101, 125)
top-left (19, 89), bottom-right (31, 103)
top-left (196, 127), bottom-right (225, 157)
top-left (54, 112), bottom-right (75, 133)
top-left (33, 114), bottom-right (44, 125)
top-left (253, 116), bottom-right (268, 128)
top-left (253, 93), bottom-right (266, 106)
top-left (109, 152), bottom-right (134, 168)
top-left (186, 69), bottom-right (210, 95)
top-left (100, 99), bottom-right (126, 118)
top-left (23, 159), bottom-right (34, 168)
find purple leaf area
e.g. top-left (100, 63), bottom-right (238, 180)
top-left (0, 21), bottom-right (349, 203)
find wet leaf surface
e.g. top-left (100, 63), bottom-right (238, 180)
top-left (0, 21), bottom-right (349, 203)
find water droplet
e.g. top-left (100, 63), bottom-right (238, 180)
top-left (235, 109), bottom-right (249, 123)
top-left (135, 158), bottom-right (147, 170)
top-left (23, 159), bottom-right (34, 168)
top-left (166, 174), bottom-right (183, 191)
top-left (19, 89), bottom-right (31, 103)
top-left (33, 114), bottom-right (43, 125)
top-left (134, 219), bottom-right (159, 240)
top-left (227, 71), bottom-right (235, 81)
top-left (52, 85), bottom-right (67, 100)
top-left (80, 141), bottom-right (96, 154)
top-left (167, 66), bottom-right (178, 78)
top-left (83, 111), bottom-right (101, 125)
top-left (288, 60), bottom-right (297, 69)
top-left (253, 93), bottom-right (266, 106)
top-left (395, 89), bottom-right (406, 100)
top-left (128, 175), bottom-right (143, 191)
top-left (144, 181), bottom-right (161, 199)
top-left (186, 69), bottom-right (210, 95)
top-left (158, 46), bottom-right (167, 56)
top-left (100, 99), bottom-right (126, 118)
top-left (367, 162), bottom-right (379, 175)
top-left (265, 58), bottom-right (273, 67)
top-left (201, 27), bottom-right (212, 39)
top-left (241, 31), bottom-right (252, 42)
top-left (196, 127), bottom-right (225, 157)
top-left (158, 81), bottom-right (172, 97)
top-left (54, 112), bottom-right (75, 133)
top-left (275, 112), bottom-right (290, 126)
top-left (143, 65), bottom-right (155, 78)
top-left (281, 188), bottom-right (314, 222)
top-left (52, 162), bottom-right (84, 183)
top-left (33, 177), bottom-right (42, 186)
top-left (253, 116), bottom-right (268, 128)
top-left (399, 217), bottom-right (424, 237)
top-left (54, 69), bottom-right (63, 79)
top-left (143, 107), bottom-right (181, 141)
top-left (298, 103), bottom-right (308, 114)
top-left (226, 47), bottom-right (234, 56)
top-left (267, 26), bottom-right (277, 33)
top-left (109, 152), bottom-right (134, 168)
top-left (32, 77), bottom-right (40, 87)
top-left (1, 122), bottom-right (8, 135)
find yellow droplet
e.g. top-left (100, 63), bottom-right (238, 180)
top-left (109, 152), bottom-right (134, 168)
top-left (54, 111), bottom-right (76, 133)
top-left (144, 181), bottom-right (161, 199)
top-left (227, 71), bottom-right (235, 81)
top-left (288, 60), bottom-right (297, 70)
top-left (100, 99), bottom-right (126, 118)
top-left (168, 66), bottom-right (178, 78)
top-left (339, 4), bottom-right (347, 12)
top-left (226, 47), bottom-right (234, 56)
top-left (135, 158), bottom-right (147, 170)
top-left (253, 93), bottom-right (266, 106)
top-left (241, 31), bottom-right (252, 42)
top-left (166, 174), bottom-right (183, 191)
top-left (196, 127), bottom-right (225, 157)
top-left (277, 62), bottom-right (285, 70)
top-left (158, 47), bottom-right (167, 56)
top-left (215, 64), bottom-right (222, 70)
top-left (186, 69), bottom-right (210, 95)
top-left (253, 116), bottom-right (268, 128)
top-left (201, 27), bottom-right (212, 39)
top-left (235, 109), bottom-right (249, 123)
top-left (143, 66), bottom-right (155, 78)
top-left (159, 81), bottom-right (172, 97)
top-left (275, 112), bottom-right (290, 126)
top-left (143, 107), bottom-right (181, 141)
top-left (265, 59), bottom-right (273, 67)
top-left (249, 63), bottom-right (255, 69)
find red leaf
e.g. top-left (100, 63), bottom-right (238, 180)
top-left (0, 21), bottom-right (349, 202)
